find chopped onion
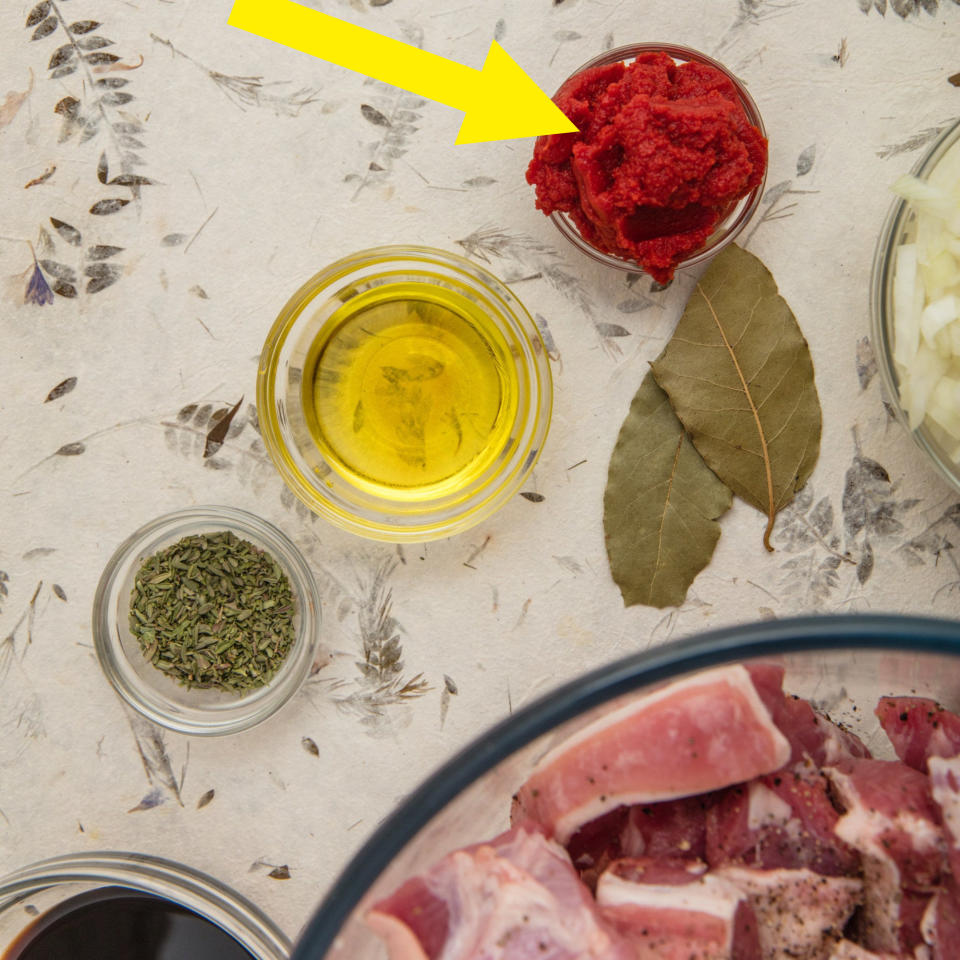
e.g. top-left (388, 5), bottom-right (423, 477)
top-left (891, 139), bottom-right (960, 456)
top-left (920, 294), bottom-right (959, 348)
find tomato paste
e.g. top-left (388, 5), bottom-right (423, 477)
top-left (527, 52), bottom-right (768, 283)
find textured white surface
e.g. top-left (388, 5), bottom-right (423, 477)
top-left (1, 0), bottom-right (959, 945)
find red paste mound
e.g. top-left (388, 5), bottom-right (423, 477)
top-left (527, 52), bottom-right (768, 284)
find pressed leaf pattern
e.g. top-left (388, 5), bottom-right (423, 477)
top-left (49, 217), bottom-right (81, 246)
top-left (859, 0), bottom-right (958, 15)
top-left (604, 373), bottom-right (732, 608)
top-left (25, 263), bottom-right (55, 305)
top-left (26, 3), bottom-right (52, 28)
top-left (651, 245), bottom-right (822, 551)
top-left (150, 34), bottom-right (320, 115)
top-left (456, 227), bottom-right (625, 357)
top-left (21, 3), bottom-right (148, 303)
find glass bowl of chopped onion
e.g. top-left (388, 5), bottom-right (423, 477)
top-left (872, 118), bottom-right (960, 489)
top-left (92, 505), bottom-right (322, 737)
top-left (288, 614), bottom-right (960, 960)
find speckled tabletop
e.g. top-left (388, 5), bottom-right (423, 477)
top-left (1, 0), bottom-right (959, 945)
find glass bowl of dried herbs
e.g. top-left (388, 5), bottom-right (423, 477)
top-left (92, 506), bottom-right (322, 736)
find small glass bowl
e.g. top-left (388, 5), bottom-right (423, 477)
top-left (257, 246), bottom-right (553, 542)
top-left (92, 505), bottom-right (321, 737)
top-left (871, 118), bottom-right (960, 492)
top-left (544, 42), bottom-right (768, 275)
top-left (0, 852), bottom-right (290, 959)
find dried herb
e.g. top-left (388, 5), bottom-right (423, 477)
top-left (129, 531), bottom-right (296, 693)
top-left (44, 376), bottom-right (76, 402)
top-left (604, 372), bottom-right (732, 608)
top-left (651, 245), bottom-right (821, 551)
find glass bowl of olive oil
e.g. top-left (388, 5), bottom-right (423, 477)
top-left (257, 247), bottom-right (553, 541)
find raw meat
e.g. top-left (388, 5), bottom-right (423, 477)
top-left (370, 667), bottom-right (960, 960)
top-left (512, 665), bottom-right (791, 843)
top-left (926, 757), bottom-right (960, 957)
top-left (567, 796), bottom-right (711, 891)
top-left (368, 825), bottom-right (632, 960)
top-left (748, 664), bottom-right (871, 769)
top-left (828, 759), bottom-right (946, 953)
top-left (620, 796), bottom-right (710, 863)
top-left (714, 866), bottom-right (862, 960)
top-left (875, 697), bottom-right (960, 772)
top-left (597, 857), bottom-right (762, 959)
top-left (706, 772), bottom-right (860, 876)
top-left (829, 759), bottom-right (945, 890)
top-left (566, 806), bottom-right (630, 892)
top-left (825, 942), bottom-right (900, 959)
top-left (929, 754), bottom-right (960, 875)
top-left (923, 879), bottom-right (960, 960)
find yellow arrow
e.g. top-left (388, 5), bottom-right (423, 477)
top-left (227, 0), bottom-right (577, 145)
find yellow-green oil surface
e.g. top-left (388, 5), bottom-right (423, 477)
top-left (302, 283), bottom-right (519, 499)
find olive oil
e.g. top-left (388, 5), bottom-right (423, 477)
top-left (303, 283), bottom-right (519, 497)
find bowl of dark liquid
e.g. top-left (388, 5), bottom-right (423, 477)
top-left (0, 853), bottom-right (289, 960)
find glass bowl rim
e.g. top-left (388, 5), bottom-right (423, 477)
top-left (0, 850), bottom-right (291, 960)
top-left (256, 244), bottom-right (553, 543)
top-left (92, 504), bottom-right (322, 737)
top-left (290, 612), bottom-right (960, 960)
top-left (545, 41), bottom-right (768, 275)
top-left (870, 117), bottom-right (960, 494)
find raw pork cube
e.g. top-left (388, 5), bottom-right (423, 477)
top-left (513, 665), bottom-right (790, 843)
top-left (715, 866), bottom-right (862, 960)
top-left (748, 664), bottom-right (871, 769)
top-left (875, 697), bottom-right (960, 771)
top-left (706, 772), bottom-right (860, 876)
top-left (620, 795), bottom-right (710, 862)
top-left (828, 759), bottom-right (946, 953)
top-left (597, 857), bottom-right (761, 959)
top-left (367, 825), bottom-right (632, 960)
top-left (567, 795), bottom-right (710, 891)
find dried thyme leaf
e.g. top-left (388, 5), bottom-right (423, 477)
top-left (651, 245), bottom-right (822, 552)
top-left (604, 372), bottom-right (732, 609)
top-left (128, 531), bottom-right (296, 693)
top-left (44, 376), bottom-right (77, 402)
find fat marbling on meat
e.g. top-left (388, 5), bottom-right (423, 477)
top-left (512, 665), bottom-right (791, 844)
top-left (596, 857), bottom-right (761, 960)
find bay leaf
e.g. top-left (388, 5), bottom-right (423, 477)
top-left (604, 371), bottom-right (732, 609)
top-left (651, 244), bottom-right (822, 551)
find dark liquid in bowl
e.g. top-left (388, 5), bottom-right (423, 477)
top-left (3, 888), bottom-right (255, 959)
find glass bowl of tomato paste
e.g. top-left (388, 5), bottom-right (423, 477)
top-left (289, 614), bottom-right (960, 960)
top-left (528, 43), bottom-right (768, 284)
